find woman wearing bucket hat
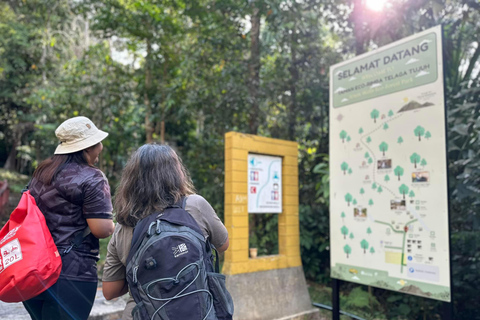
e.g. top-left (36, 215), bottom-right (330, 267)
top-left (22, 116), bottom-right (115, 320)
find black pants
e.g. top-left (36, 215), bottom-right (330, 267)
top-left (23, 278), bottom-right (97, 320)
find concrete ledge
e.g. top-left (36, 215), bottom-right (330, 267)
top-left (225, 266), bottom-right (317, 320)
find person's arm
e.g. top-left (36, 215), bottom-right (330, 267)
top-left (83, 170), bottom-right (115, 238)
top-left (188, 195), bottom-right (229, 253)
top-left (102, 224), bottom-right (130, 300)
top-left (216, 237), bottom-right (229, 253)
top-left (103, 280), bottom-right (128, 300)
top-left (87, 218), bottom-right (114, 239)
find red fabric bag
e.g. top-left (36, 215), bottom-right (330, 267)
top-left (0, 190), bottom-right (62, 302)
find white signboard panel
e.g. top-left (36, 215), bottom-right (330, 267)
top-left (329, 26), bottom-right (451, 301)
top-left (248, 154), bottom-right (282, 213)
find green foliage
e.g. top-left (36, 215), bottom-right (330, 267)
top-left (397, 136), bottom-right (404, 144)
top-left (249, 214), bottom-right (278, 256)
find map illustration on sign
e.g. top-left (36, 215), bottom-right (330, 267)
top-left (248, 154), bottom-right (282, 213)
top-left (329, 26), bottom-right (450, 302)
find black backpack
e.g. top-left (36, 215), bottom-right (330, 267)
top-left (126, 198), bottom-right (234, 320)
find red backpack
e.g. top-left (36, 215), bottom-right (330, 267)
top-left (0, 190), bottom-right (62, 302)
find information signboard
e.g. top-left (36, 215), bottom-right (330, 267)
top-left (248, 154), bottom-right (282, 213)
top-left (329, 26), bottom-right (451, 301)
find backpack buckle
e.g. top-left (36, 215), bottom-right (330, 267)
top-left (62, 245), bottom-right (73, 256)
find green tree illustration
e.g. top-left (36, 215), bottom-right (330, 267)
top-left (360, 188), bottom-right (365, 195)
top-left (345, 193), bottom-right (353, 206)
top-left (341, 162), bottom-right (349, 175)
top-left (420, 159), bottom-right (427, 167)
top-left (347, 136), bottom-right (351, 142)
top-left (399, 184), bottom-right (409, 200)
top-left (385, 174), bottom-right (390, 182)
top-left (372, 182), bottom-right (377, 189)
top-left (383, 123), bottom-right (389, 130)
top-left (360, 239), bottom-right (369, 253)
top-left (388, 110), bottom-right (394, 117)
top-left (341, 226), bottom-right (349, 239)
top-left (397, 136), bottom-right (404, 144)
top-left (348, 168), bottom-right (353, 175)
top-left (344, 244), bottom-right (352, 258)
top-left (341, 212), bottom-right (346, 219)
top-left (379, 141), bottom-right (389, 156)
top-left (410, 153), bottom-right (421, 168)
top-left (366, 136), bottom-right (372, 143)
top-left (349, 232), bottom-right (354, 240)
top-left (340, 130), bottom-right (348, 143)
top-left (409, 190), bottom-right (415, 198)
top-left (364, 152), bottom-right (370, 158)
top-left (359, 128), bottom-right (364, 134)
top-left (394, 166), bottom-right (404, 181)
top-left (377, 186), bottom-right (383, 193)
top-left (367, 227), bottom-right (372, 235)
top-left (369, 199), bottom-right (374, 206)
top-left (371, 109), bottom-right (380, 123)
top-left (425, 131), bottom-right (431, 139)
top-left (370, 247), bottom-right (375, 254)
top-left (368, 158), bottom-right (373, 164)
top-left (414, 125), bottom-right (426, 141)
top-left (353, 199), bottom-right (357, 205)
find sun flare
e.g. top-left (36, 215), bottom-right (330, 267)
top-left (365, 0), bottom-right (387, 12)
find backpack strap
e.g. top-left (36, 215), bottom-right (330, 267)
top-left (61, 227), bottom-right (91, 256)
top-left (21, 178), bottom-right (32, 194)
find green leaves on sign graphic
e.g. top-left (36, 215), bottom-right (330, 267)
top-left (399, 184), bottom-right (409, 200)
top-left (414, 126), bottom-right (426, 141)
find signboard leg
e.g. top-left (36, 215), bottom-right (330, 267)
top-left (442, 301), bottom-right (453, 320)
top-left (332, 278), bottom-right (340, 320)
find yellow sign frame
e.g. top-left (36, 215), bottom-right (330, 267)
top-left (223, 132), bottom-right (301, 275)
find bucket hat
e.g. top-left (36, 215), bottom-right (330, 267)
top-left (54, 116), bottom-right (108, 154)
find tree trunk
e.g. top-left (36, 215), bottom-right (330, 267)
top-left (247, 3), bottom-right (261, 135)
top-left (3, 123), bottom-right (35, 171)
top-left (160, 121), bottom-right (165, 144)
top-left (288, 18), bottom-right (299, 141)
top-left (353, 0), bottom-right (365, 55)
top-left (145, 39), bottom-right (154, 144)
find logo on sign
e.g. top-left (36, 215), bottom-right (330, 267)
top-left (250, 171), bottom-right (259, 181)
top-left (0, 238), bottom-right (23, 274)
top-left (250, 186), bottom-right (257, 194)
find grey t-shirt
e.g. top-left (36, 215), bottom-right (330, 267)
top-left (102, 194), bottom-right (228, 320)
